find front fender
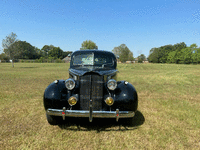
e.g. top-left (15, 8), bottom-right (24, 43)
top-left (43, 80), bottom-right (69, 110)
top-left (113, 81), bottom-right (138, 111)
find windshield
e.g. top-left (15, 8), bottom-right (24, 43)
top-left (72, 52), bottom-right (114, 67)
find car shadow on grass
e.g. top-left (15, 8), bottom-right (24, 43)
top-left (20, 67), bottom-right (38, 68)
top-left (58, 111), bottom-right (145, 132)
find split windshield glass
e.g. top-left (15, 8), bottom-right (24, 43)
top-left (72, 52), bottom-right (114, 67)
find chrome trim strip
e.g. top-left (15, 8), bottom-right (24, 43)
top-left (47, 108), bottom-right (135, 118)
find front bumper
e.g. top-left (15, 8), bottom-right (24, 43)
top-left (47, 107), bottom-right (135, 122)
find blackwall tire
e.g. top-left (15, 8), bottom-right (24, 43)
top-left (46, 113), bottom-right (59, 125)
top-left (126, 117), bottom-right (134, 125)
top-left (121, 117), bottom-right (134, 125)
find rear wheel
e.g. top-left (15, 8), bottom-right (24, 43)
top-left (46, 113), bottom-right (61, 125)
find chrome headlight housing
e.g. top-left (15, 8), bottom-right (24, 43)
top-left (65, 78), bottom-right (75, 90)
top-left (107, 79), bottom-right (117, 90)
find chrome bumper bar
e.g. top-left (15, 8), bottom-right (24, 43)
top-left (46, 107), bottom-right (135, 122)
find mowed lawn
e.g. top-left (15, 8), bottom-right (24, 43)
top-left (0, 63), bottom-right (200, 149)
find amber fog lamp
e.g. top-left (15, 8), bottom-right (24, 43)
top-left (68, 96), bottom-right (77, 106)
top-left (65, 78), bottom-right (75, 90)
top-left (105, 97), bottom-right (114, 106)
top-left (107, 79), bottom-right (117, 90)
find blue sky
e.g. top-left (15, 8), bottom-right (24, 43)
top-left (0, 0), bottom-right (199, 57)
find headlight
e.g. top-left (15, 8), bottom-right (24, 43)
top-left (65, 78), bottom-right (75, 90)
top-left (107, 79), bottom-right (117, 90)
top-left (68, 96), bottom-right (77, 106)
top-left (105, 97), bottom-right (114, 106)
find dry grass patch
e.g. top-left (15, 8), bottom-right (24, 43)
top-left (0, 63), bottom-right (200, 149)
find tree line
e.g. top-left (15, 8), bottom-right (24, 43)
top-left (1, 33), bottom-right (137, 67)
top-left (1, 32), bottom-right (73, 67)
top-left (148, 42), bottom-right (200, 64)
top-left (2, 32), bottom-right (199, 67)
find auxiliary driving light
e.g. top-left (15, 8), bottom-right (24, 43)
top-left (105, 97), bottom-right (114, 106)
top-left (68, 96), bottom-right (77, 106)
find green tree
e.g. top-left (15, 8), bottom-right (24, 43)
top-left (148, 42), bottom-right (187, 64)
top-left (112, 44), bottom-right (134, 63)
top-left (148, 48), bottom-right (162, 63)
top-left (173, 42), bottom-right (187, 51)
top-left (8, 41), bottom-right (36, 59)
top-left (179, 47), bottom-right (193, 64)
top-left (173, 42), bottom-right (187, 64)
top-left (41, 45), bottom-right (55, 58)
top-left (48, 47), bottom-right (63, 59)
top-left (128, 51), bottom-right (135, 61)
top-left (33, 47), bottom-right (42, 59)
top-left (159, 45), bottom-right (174, 63)
top-left (0, 53), bottom-right (9, 62)
top-left (138, 54), bottom-right (146, 63)
top-left (80, 40), bottom-right (98, 50)
top-left (112, 46), bottom-right (121, 58)
top-left (2, 32), bottom-right (18, 67)
top-left (190, 43), bottom-right (198, 49)
top-left (192, 50), bottom-right (199, 64)
top-left (167, 51), bottom-right (176, 63)
top-left (190, 44), bottom-right (199, 64)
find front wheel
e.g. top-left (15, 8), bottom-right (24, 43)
top-left (46, 113), bottom-right (61, 125)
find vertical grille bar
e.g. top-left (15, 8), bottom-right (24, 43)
top-left (91, 74), bottom-right (103, 110)
top-left (80, 75), bottom-right (91, 110)
top-left (80, 73), bottom-right (104, 110)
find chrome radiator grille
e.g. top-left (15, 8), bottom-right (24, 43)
top-left (80, 74), bottom-right (104, 111)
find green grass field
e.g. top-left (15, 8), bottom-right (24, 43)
top-left (1, 63), bottom-right (200, 149)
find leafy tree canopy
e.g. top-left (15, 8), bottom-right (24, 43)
top-left (2, 32), bottom-right (18, 67)
top-left (148, 42), bottom-right (187, 63)
top-left (41, 45), bottom-right (55, 57)
top-left (148, 42), bottom-right (200, 64)
top-left (112, 44), bottom-right (134, 62)
top-left (0, 53), bottom-right (9, 61)
top-left (48, 47), bottom-right (63, 59)
top-left (138, 54), bottom-right (146, 63)
top-left (80, 40), bottom-right (98, 50)
top-left (8, 41), bottom-right (37, 59)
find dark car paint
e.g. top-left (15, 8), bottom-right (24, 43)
top-left (69, 68), bottom-right (118, 77)
top-left (44, 79), bottom-right (138, 112)
top-left (43, 50), bottom-right (138, 121)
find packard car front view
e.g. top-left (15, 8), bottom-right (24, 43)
top-left (43, 50), bottom-right (138, 125)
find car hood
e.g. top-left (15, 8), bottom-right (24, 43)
top-left (69, 67), bottom-right (118, 76)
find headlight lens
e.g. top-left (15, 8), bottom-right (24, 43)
top-left (105, 97), bottom-right (114, 106)
top-left (107, 79), bottom-right (117, 90)
top-left (68, 96), bottom-right (77, 106)
top-left (65, 78), bottom-right (75, 90)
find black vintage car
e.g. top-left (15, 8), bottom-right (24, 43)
top-left (43, 50), bottom-right (138, 125)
